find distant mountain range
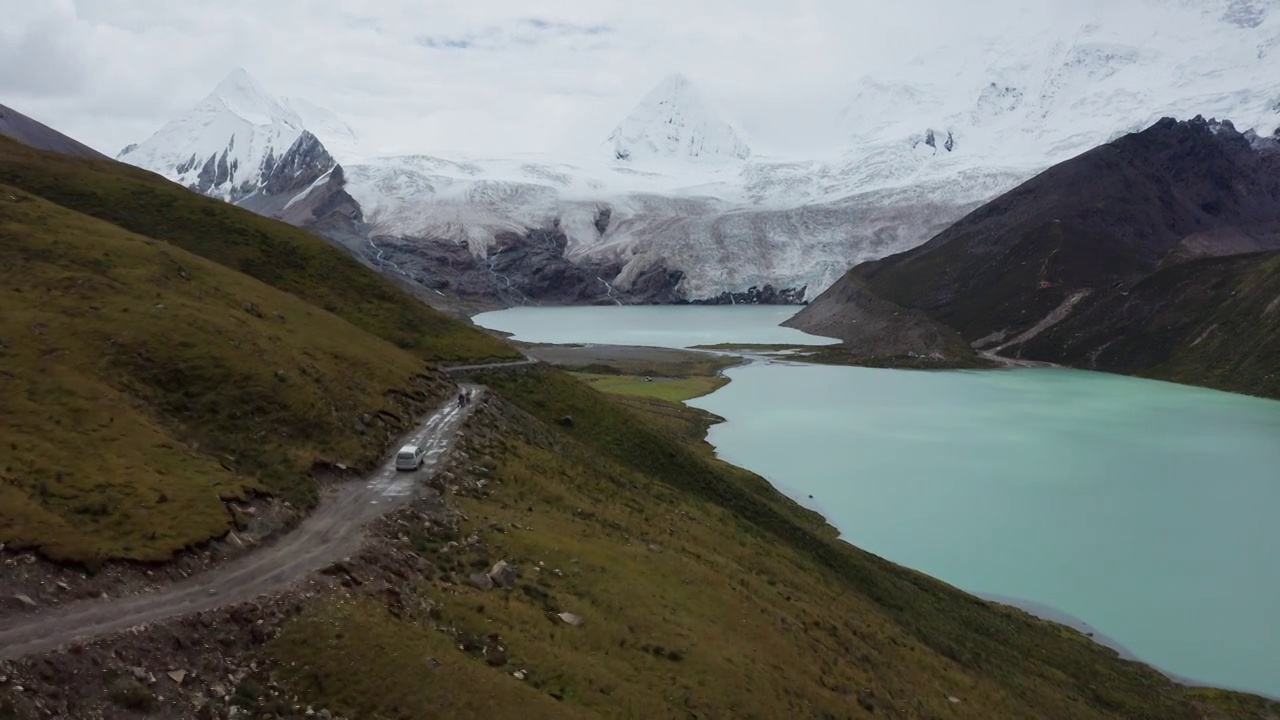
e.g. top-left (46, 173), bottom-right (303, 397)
top-left (97, 0), bottom-right (1280, 308)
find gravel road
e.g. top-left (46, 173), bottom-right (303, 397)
top-left (0, 384), bottom-right (483, 661)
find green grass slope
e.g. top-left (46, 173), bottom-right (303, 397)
top-left (1018, 251), bottom-right (1280, 399)
top-left (470, 370), bottom-right (1278, 718)
top-left (0, 136), bottom-right (517, 363)
top-left (568, 372), bottom-right (728, 402)
top-left (270, 367), bottom-right (1276, 719)
top-left (0, 140), bottom-right (521, 562)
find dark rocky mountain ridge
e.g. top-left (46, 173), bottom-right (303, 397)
top-left (788, 117), bottom-right (1280, 398)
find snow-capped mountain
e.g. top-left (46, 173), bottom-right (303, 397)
top-left (117, 69), bottom-right (359, 205)
top-left (119, 1), bottom-right (1280, 306)
top-left (833, 0), bottom-right (1280, 191)
top-left (282, 96), bottom-right (361, 162)
top-left (605, 73), bottom-right (752, 164)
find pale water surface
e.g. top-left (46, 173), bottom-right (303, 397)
top-left (476, 306), bottom-right (1280, 696)
top-left (473, 305), bottom-right (838, 348)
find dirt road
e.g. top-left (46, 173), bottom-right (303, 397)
top-left (441, 356), bottom-right (538, 373)
top-left (0, 385), bottom-right (484, 661)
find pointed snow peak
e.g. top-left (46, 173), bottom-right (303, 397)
top-left (639, 73), bottom-right (710, 116)
top-left (607, 73), bottom-right (751, 164)
top-left (215, 67), bottom-right (255, 89)
top-left (654, 72), bottom-right (693, 93)
top-left (206, 68), bottom-right (300, 129)
top-left (212, 68), bottom-right (270, 104)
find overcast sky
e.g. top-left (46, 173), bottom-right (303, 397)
top-left (0, 0), bottom-right (1232, 158)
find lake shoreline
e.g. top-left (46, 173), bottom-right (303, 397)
top-left (691, 360), bottom-right (1280, 700)
top-left (518, 340), bottom-right (1278, 699)
top-left (473, 305), bottom-right (1280, 702)
top-left (979, 592), bottom-right (1280, 701)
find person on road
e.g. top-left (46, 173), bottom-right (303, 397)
top-left (458, 391), bottom-right (467, 408)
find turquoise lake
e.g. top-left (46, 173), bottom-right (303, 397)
top-left (473, 305), bottom-right (838, 348)
top-left (474, 306), bottom-right (1280, 696)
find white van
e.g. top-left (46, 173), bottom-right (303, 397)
top-left (395, 444), bottom-right (426, 471)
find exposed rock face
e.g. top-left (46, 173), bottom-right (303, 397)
top-left (194, 145), bottom-right (238, 198)
top-left (182, 129), bottom-right (353, 213)
top-left (235, 131), bottom-right (363, 229)
top-left (789, 116), bottom-right (1280, 396)
top-left (260, 131), bottom-right (334, 196)
top-left (690, 285), bottom-right (807, 305)
top-left (798, 116), bottom-right (1280, 341)
top-left (366, 227), bottom-right (688, 306)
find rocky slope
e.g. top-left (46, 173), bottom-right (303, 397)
top-left (115, 70), bottom-right (362, 239)
top-left (234, 130), bottom-right (364, 229)
top-left (788, 117), bottom-right (1280, 397)
top-left (119, 69), bottom-right (310, 201)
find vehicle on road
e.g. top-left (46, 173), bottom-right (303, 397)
top-left (395, 443), bottom-right (426, 470)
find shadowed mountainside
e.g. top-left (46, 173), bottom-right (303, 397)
top-left (789, 117), bottom-right (1280, 398)
top-left (0, 104), bottom-right (107, 160)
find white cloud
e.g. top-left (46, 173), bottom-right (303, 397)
top-left (0, 0), bottom-right (1267, 158)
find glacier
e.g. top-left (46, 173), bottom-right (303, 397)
top-left (117, 0), bottom-right (1280, 304)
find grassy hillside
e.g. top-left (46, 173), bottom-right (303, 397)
top-left (568, 372), bottom-right (728, 402)
top-left (0, 186), bottom-right (462, 562)
top-left (0, 141), bottom-right (521, 563)
top-left (0, 136), bottom-right (517, 363)
top-left (1019, 250), bottom-right (1280, 399)
top-left (2, 128), bottom-right (1275, 716)
top-left (267, 367), bottom-right (1276, 719)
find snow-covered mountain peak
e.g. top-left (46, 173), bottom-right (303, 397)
top-left (207, 68), bottom-right (302, 129)
top-left (605, 72), bottom-right (751, 164)
top-left (834, 0), bottom-right (1280, 193)
top-left (118, 69), bottom-right (361, 203)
